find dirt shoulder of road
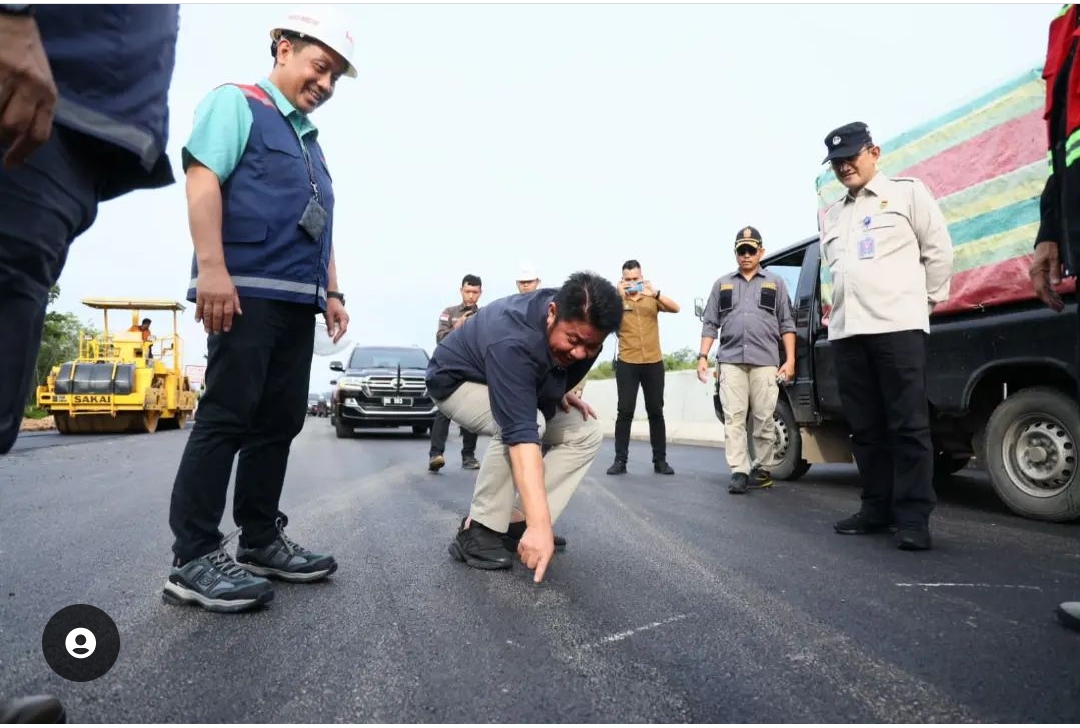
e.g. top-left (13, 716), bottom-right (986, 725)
top-left (20, 416), bottom-right (55, 432)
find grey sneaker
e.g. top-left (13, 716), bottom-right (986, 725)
top-left (235, 518), bottom-right (337, 583)
top-left (163, 535), bottom-right (274, 613)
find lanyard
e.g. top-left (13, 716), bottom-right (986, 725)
top-left (299, 140), bottom-right (320, 203)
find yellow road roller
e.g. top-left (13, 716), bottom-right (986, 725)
top-left (36, 298), bottom-right (197, 434)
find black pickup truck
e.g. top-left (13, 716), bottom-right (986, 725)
top-left (697, 236), bottom-right (1079, 523)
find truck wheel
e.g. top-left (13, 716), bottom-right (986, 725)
top-left (748, 398), bottom-right (810, 481)
top-left (984, 386), bottom-right (1080, 522)
top-left (335, 419), bottom-right (354, 439)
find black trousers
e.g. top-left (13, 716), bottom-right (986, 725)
top-left (613, 360), bottom-right (667, 462)
top-left (428, 410), bottom-right (477, 458)
top-left (832, 330), bottom-right (936, 529)
top-left (0, 129), bottom-right (103, 454)
top-left (168, 297), bottom-right (315, 563)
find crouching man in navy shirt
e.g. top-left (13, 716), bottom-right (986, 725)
top-left (426, 272), bottom-right (623, 582)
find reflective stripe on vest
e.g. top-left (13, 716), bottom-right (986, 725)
top-left (187, 276), bottom-right (327, 302)
top-left (1066, 126), bottom-right (1080, 167)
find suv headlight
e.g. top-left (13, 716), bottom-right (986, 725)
top-left (337, 376), bottom-right (370, 395)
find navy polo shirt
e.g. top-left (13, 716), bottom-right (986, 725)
top-left (426, 289), bottom-right (597, 446)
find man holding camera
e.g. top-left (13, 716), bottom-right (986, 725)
top-left (698, 227), bottom-right (795, 494)
top-left (607, 259), bottom-right (680, 476)
top-left (429, 274), bottom-right (483, 472)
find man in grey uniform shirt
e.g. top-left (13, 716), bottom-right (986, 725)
top-left (697, 226), bottom-right (796, 494)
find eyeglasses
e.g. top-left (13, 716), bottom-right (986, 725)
top-left (829, 145), bottom-right (873, 169)
top-left (736, 246), bottom-right (758, 257)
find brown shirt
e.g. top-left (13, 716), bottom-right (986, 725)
top-left (435, 303), bottom-right (478, 344)
top-left (617, 294), bottom-right (665, 364)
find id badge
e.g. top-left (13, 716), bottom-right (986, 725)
top-left (298, 197), bottom-right (328, 241)
top-left (857, 236), bottom-right (876, 260)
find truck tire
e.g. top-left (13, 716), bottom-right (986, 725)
top-left (748, 398), bottom-right (811, 481)
top-left (335, 418), bottom-right (354, 439)
top-left (983, 386), bottom-right (1080, 522)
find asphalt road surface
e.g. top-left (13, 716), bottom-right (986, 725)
top-left (2, 420), bottom-right (1078, 722)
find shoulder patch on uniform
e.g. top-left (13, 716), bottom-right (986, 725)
top-left (823, 197), bottom-right (845, 224)
top-left (439, 313), bottom-right (451, 322)
top-left (229, 83), bottom-right (275, 109)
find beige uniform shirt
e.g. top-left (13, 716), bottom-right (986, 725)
top-left (820, 173), bottom-right (953, 340)
top-left (617, 294), bottom-right (665, 364)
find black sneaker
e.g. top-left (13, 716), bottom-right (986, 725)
top-left (461, 456), bottom-right (480, 470)
top-left (834, 512), bottom-right (892, 535)
top-left (235, 518), bottom-right (337, 582)
top-left (449, 519), bottom-right (513, 570)
top-left (164, 534), bottom-right (274, 613)
top-left (606, 459), bottom-right (627, 475)
top-left (428, 454), bottom-right (446, 473)
top-left (894, 527), bottom-right (933, 551)
top-left (499, 519), bottom-right (567, 553)
top-left (653, 460), bottom-right (675, 475)
top-left (0, 695), bottom-right (66, 723)
top-left (750, 466), bottom-right (773, 488)
top-left (728, 472), bottom-right (749, 494)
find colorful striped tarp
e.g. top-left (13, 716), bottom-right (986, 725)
top-left (815, 68), bottom-right (1076, 315)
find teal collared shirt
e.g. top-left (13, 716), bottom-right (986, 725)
top-left (181, 78), bottom-right (318, 182)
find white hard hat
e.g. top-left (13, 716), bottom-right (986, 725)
top-left (270, 6), bottom-right (357, 79)
top-left (517, 262), bottom-right (539, 281)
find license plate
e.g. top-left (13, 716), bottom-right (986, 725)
top-left (382, 397), bottom-right (411, 406)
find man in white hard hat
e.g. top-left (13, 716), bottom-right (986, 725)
top-left (516, 262), bottom-right (541, 294)
top-left (164, 6), bottom-right (356, 613)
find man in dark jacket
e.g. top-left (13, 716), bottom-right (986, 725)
top-left (427, 272), bottom-right (623, 583)
top-left (0, 4), bottom-right (179, 722)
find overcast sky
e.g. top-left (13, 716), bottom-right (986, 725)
top-left (48, 3), bottom-right (1058, 391)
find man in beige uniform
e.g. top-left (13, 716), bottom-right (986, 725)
top-left (607, 258), bottom-right (680, 475)
top-left (819, 121), bottom-right (953, 551)
top-left (698, 226), bottom-right (796, 494)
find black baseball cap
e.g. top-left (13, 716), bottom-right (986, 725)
top-left (823, 121), bottom-right (873, 163)
top-left (734, 226), bottom-right (762, 250)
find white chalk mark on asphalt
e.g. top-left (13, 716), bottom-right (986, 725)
top-left (896, 582), bottom-right (1043, 591)
top-left (578, 613), bottom-right (691, 651)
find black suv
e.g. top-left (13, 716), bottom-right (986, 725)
top-left (329, 346), bottom-right (438, 438)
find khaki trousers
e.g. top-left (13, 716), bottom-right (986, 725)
top-left (436, 382), bottom-right (602, 532)
top-left (718, 363), bottom-right (780, 475)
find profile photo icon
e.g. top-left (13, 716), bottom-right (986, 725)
top-left (64, 628), bottom-right (96, 659)
top-left (42, 605), bottom-right (119, 682)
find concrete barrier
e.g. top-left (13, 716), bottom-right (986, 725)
top-left (581, 369), bottom-right (725, 447)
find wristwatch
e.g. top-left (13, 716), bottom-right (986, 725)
top-left (0, 5), bottom-right (34, 15)
top-left (654, 289), bottom-right (661, 299)
top-left (697, 353), bottom-right (709, 361)
top-left (327, 291), bottom-right (345, 306)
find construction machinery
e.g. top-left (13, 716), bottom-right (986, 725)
top-left (36, 298), bottom-right (197, 434)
